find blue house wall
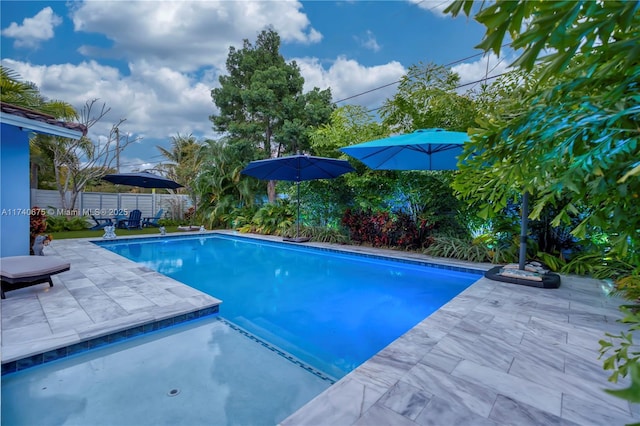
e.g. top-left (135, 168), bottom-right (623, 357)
top-left (1, 123), bottom-right (31, 256)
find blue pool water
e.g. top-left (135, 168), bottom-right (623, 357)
top-left (98, 234), bottom-right (479, 378)
top-left (2, 317), bottom-right (331, 426)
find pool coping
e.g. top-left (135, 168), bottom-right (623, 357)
top-left (1, 305), bottom-right (219, 374)
top-left (2, 231), bottom-right (637, 425)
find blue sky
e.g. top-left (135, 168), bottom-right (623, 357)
top-left (1, 1), bottom-right (513, 172)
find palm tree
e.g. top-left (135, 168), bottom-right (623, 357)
top-left (0, 66), bottom-right (77, 119)
top-left (157, 133), bottom-right (205, 217)
top-left (196, 138), bottom-right (261, 228)
top-left (1, 66), bottom-right (80, 193)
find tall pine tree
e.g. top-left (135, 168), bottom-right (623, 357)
top-left (210, 29), bottom-right (333, 201)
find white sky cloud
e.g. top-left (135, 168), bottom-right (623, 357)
top-left (1, 6), bottom-right (62, 48)
top-left (1, 57), bottom-right (216, 162)
top-left (451, 51), bottom-right (515, 90)
top-left (295, 56), bottom-right (406, 110)
top-left (69, 0), bottom-right (321, 72)
top-left (407, 0), bottom-right (453, 17)
top-left (357, 30), bottom-right (381, 53)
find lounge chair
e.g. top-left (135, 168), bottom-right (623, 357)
top-left (142, 209), bottom-right (164, 228)
top-left (0, 256), bottom-right (70, 299)
top-left (118, 209), bottom-right (142, 230)
top-left (90, 215), bottom-right (113, 231)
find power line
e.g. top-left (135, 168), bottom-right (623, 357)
top-left (366, 70), bottom-right (510, 114)
top-left (334, 43), bottom-right (513, 105)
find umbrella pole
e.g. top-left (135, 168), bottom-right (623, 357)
top-left (519, 191), bottom-right (529, 270)
top-left (296, 182), bottom-right (301, 238)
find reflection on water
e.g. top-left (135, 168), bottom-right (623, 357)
top-left (2, 318), bottom-right (330, 426)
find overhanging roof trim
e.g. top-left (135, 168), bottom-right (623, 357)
top-left (0, 111), bottom-right (84, 140)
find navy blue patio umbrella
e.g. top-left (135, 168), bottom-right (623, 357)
top-left (102, 172), bottom-right (183, 189)
top-left (241, 154), bottom-right (355, 242)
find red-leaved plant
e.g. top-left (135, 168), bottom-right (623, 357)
top-left (30, 206), bottom-right (47, 255)
top-left (341, 208), bottom-right (434, 249)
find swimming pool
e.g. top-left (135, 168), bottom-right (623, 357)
top-left (2, 316), bottom-right (331, 425)
top-left (97, 233), bottom-right (480, 378)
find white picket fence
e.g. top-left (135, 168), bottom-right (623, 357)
top-left (31, 189), bottom-right (192, 220)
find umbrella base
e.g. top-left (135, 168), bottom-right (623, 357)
top-left (484, 266), bottom-right (561, 289)
top-left (283, 236), bottom-right (311, 243)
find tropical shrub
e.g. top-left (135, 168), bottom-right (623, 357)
top-left (341, 208), bottom-right (434, 249)
top-left (469, 225), bottom-right (519, 264)
top-left (225, 205), bottom-right (259, 230)
top-left (288, 179), bottom-right (353, 229)
top-left (599, 307), bottom-right (640, 403)
top-left (46, 215), bottom-right (90, 232)
top-left (157, 218), bottom-right (181, 227)
top-left (424, 235), bottom-right (492, 263)
top-left (284, 225), bottom-right (349, 244)
top-left (238, 200), bottom-right (294, 236)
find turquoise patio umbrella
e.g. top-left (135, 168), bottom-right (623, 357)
top-left (339, 128), bottom-right (467, 171)
top-left (341, 128), bottom-right (540, 276)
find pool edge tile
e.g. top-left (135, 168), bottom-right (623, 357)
top-left (1, 305), bottom-right (221, 376)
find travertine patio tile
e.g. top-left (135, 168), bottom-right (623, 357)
top-left (433, 333), bottom-right (514, 372)
top-left (47, 311), bottom-right (94, 334)
top-left (348, 353), bottom-right (410, 394)
top-left (99, 285), bottom-right (155, 312)
top-left (2, 329), bottom-right (79, 362)
top-left (521, 319), bottom-right (569, 344)
top-left (280, 376), bottom-right (384, 426)
top-left (76, 311), bottom-right (155, 339)
top-left (452, 359), bottom-right (562, 416)
top-left (418, 348), bottom-right (463, 374)
top-left (0, 296), bottom-right (47, 329)
top-left (415, 395), bottom-right (499, 426)
top-left (563, 353), bottom-right (613, 384)
top-left (508, 356), bottom-right (630, 414)
top-left (378, 380), bottom-right (430, 420)
top-left (63, 277), bottom-right (97, 290)
top-left (561, 392), bottom-right (636, 426)
top-left (356, 403), bottom-right (420, 426)
top-left (404, 362), bottom-right (497, 418)
top-left (418, 309), bottom-right (463, 333)
top-left (448, 315), bottom-right (493, 343)
top-left (438, 294), bottom-right (485, 315)
top-left (488, 395), bottom-right (579, 426)
top-left (528, 315), bottom-right (622, 352)
top-left (391, 326), bottom-right (446, 354)
top-left (2, 322), bottom-right (54, 346)
top-left (473, 298), bottom-right (533, 323)
top-left (514, 334), bottom-right (566, 372)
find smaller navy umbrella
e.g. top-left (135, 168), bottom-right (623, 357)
top-left (102, 172), bottom-right (183, 189)
top-left (241, 154), bottom-right (355, 242)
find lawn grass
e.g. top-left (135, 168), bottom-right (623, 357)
top-left (49, 226), bottom-right (189, 240)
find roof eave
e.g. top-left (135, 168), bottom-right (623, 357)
top-left (0, 111), bottom-right (85, 140)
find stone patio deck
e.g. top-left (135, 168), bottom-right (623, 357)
top-left (1, 232), bottom-right (637, 425)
